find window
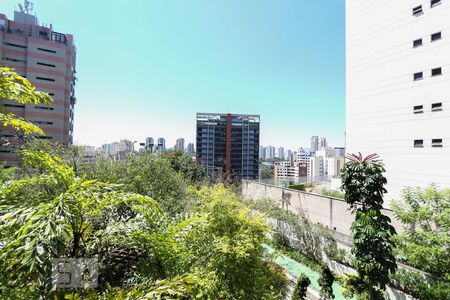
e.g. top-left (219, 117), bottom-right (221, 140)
top-left (413, 105), bottom-right (424, 114)
top-left (432, 139), bottom-right (443, 147)
top-left (413, 5), bottom-right (423, 16)
top-left (36, 76), bottom-right (55, 82)
top-left (414, 139), bottom-right (424, 148)
top-left (33, 121), bottom-right (54, 125)
top-left (36, 136), bottom-right (53, 140)
top-left (431, 32), bottom-right (442, 42)
top-left (4, 42), bottom-right (26, 49)
top-left (431, 0), bottom-right (441, 8)
top-left (414, 72), bottom-right (423, 81)
top-left (432, 102), bottom-right (443, 111)
top-left (36, 62), bottom-right (56, 68)
top-left (48, 93), bottom-right (55, 96)
top-left (3, 57), bottom-right (27, 63)
top-left (37, 47), bottom-right (56, 54)
top-left (35, 106), bottom-right (54, 111)
top-left (432, 67), bottom-right (442, 76)
top-left (3, 104), bottom-right (25, 108)
top-left (413, 38), bottom-right (423, 47)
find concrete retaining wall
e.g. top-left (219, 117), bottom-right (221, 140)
top-left (242, 180), bottom-right (404, 236)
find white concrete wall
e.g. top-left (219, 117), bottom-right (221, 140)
top-left (346, 0), bottom-right (450, 206)
top-left (242, 181), bottom-right (403, 236)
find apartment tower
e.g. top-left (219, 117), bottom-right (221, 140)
top-left (0, 7), bottom-right (76, 165)
top-left (346, 0), bottom-right (450, 204)
top-left (196, 113), bottom-right (260, 180)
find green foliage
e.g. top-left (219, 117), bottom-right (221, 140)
top-left (292, 273), bottom-right (310, 300)
top-left (85, 151), bottom-right (188, 215)
top-left (260, 164), bottom-right (274, 180)
top-left (288, 184), bottom-right (306, 191)
top-left (164, 151), bottom-right (207, 185)
top-left (390, 268), bottom-right (450, 300)
top-left (0, 67), bottom-right (52, 135)
top-left (321, 188), bottom-right (345, 199)
top-left (0, 151), bottom-right (288, 299)
top-left (318, 265), bottom-right (335, 299)
top-left (341, 153), bottom-right (397, 299)
top-left (391, 186), bottom-right (450, 279)
top-left (390, 186), bottom-right (450, 299)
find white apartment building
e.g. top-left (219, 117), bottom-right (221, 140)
top-left (346, 0), bottom-right (450, 204)
top-left (308, 147), bottom-right (344, 181)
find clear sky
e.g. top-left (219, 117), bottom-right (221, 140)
top-left (0, 0), bottom-right (345, 150)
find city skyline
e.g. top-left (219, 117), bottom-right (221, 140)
top-left (0, 1), bottom-right (345, 150)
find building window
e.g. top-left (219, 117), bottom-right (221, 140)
top-left (414, 140), bottom-right (424, 148)
top-left (35, 106), bottom-right (54, 111)
top-left (414, 72), bottom-right (423, 81)
top-left (431, 0), bottom-right (441, 8)
top-left (413, 105), bottom-right (424, 114)
top-left (36, 136), bottom-right (53, 140)
top-left (431, 67), bottom-right (442, 76)
top-left (3, 104), bottom-right (25, 108)
top-left (413, 38), bottom-right (423, 48)
top-left (431, 32), bottom-right (442, 42)
top-left (33, 121), bottom-right (54, 125)
top-left (3, 57), bottom-right (27, 64)
top-left (36, 76), bottom-right (55, 82)
top-left (36, 62), bottom-right (56, 68)
top-left (432, 139), bottom-right (443, 147)
top-left (4, 42), bottom-right (27, 49)
top-left (413, 5), bottom-right (423, 16)
top-left (37, 47), bottom-right (57, 54)
top-left (432, 102), bottom-right (443, 111)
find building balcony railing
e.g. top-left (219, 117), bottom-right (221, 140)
top-left (0, 23), bottom-right (67, 45)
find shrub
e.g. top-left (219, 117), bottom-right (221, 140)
top-left (292, 273), bottom-right (311, 300)
top-left (318, 265), bottom-right (335, 299)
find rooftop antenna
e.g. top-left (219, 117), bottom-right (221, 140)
top-left (18, 0), bottom-right (34, 14)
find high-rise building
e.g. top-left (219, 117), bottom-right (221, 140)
top-left (277, 147), bottom-right (285, 160)
top-left (319, 137), bottom-right (327, 150)
top-left (259, 145), bottom-right (264, 160)
top-left (346, 0), bottom-right (450, 203)
top-left (157, 137), bottom-right (166, 152)
top-left (196, 113), bottom-right (260, 180)
top-left (145, 137), bottom-right (154, 151)
top-left (186, 142), bottom-right (195, 154)
top-left (310, 136), bottom-right (319, 153)
top-left (175, 138), bottom-right (185, 153)
top-left (0, 7), bottom-right (76, 165)
top-left (264, 146), bottom-right (276, 160)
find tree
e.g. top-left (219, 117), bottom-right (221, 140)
top-left (292, 273), bottom-right (310, 300)
top-left (389, 185), bottom-right (450, 299)
top-left (391, 185), bottom-right (449, 278)
top-left (318, 265), bottom-right (335, 299)
top-left (260, 164), bottom-right (274, 180)
top-left (340, 153), bottom-right (397, 300)
top-left (0, 68), bottom-right (52, 138)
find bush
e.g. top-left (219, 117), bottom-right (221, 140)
top-left (318, 265), bottom-right (335, 299)
top-left (292, 273), bottom-right (311, 300)
top-left (288, 184), bottom-right (306, 191)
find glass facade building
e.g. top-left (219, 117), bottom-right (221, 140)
top-left (196, 113), bottom-right (260, 180)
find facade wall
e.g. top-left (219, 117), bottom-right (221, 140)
top-left (196, 113), bottom-right (260, 180)
top-left (241, 181), bottom-right (403, 236)
top-left (0, 12), bottom-right (76, 165)
top-left (346, 0), bottom-right (450, 205)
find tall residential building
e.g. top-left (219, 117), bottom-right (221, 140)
top-left (0, 7), bottom-right (76, 164)
top-left (196, 113), bottom-right (260, 180)
top-left (259, 145), bottom-right (264, 160)
top-left (175, 138), bottom-right (185, 153)
top-left (157, 137), bottom-right (166, 152)
top-left (319, 137), bottom-right (328, 150)
top-left (186, 142), bottom-right (195, 154)
top-left (346, 0), bottom-right (450, 203)
top-left (310, 136), bottom-right (319, 153)
top-left (277, 147), bottom-right (285, 160)
top-left (264, 146), bottom-right (276, 160)
top-left (145, 137), bottom-right (154, 150)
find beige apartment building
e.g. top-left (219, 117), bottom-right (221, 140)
top-left (0, 8), bottom-right (76, 165)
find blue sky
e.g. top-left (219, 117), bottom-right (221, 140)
top-left (0, 0), bottom-right (345, 150)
